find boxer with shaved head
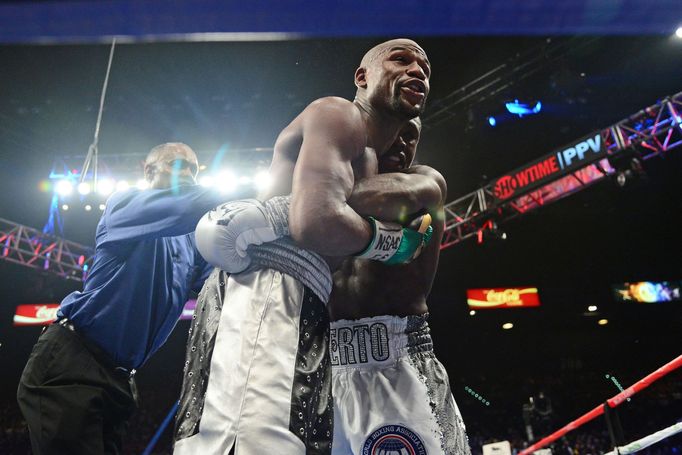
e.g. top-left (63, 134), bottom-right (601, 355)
top-left (174, 39), bottom-right (433, 455)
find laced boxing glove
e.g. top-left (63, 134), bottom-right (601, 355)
top-left (195, 196), bottom-right (290, 273)
top-left (355, 213), bottom-right (433, 265)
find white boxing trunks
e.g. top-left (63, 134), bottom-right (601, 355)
top-left (330, 314), bottom-right (471, 455)
top-left (175, 239), bottom-right (334, 454)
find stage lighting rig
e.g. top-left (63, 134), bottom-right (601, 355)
top-left (483, 99), bottom-right (542, 128)
top-left (505, 99), bottom-right (542, 117)
top-left (476, 220), bottom-right (507, 245)
top-left (608, 146), bottom-right (647, 188)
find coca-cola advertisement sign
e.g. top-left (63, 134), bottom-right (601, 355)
top-left (14, 300), bottom-right (199, 326)
top-left (13, 304), bottom-right (60, 326)
top-left (467, 288), bottom-right (541, 309)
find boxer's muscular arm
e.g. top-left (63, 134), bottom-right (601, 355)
top-left (347, 165), bottom-right (443, 223)
top-left (289, 98), bottom-right (373, 256)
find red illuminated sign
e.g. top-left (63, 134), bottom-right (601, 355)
top-left (13, 304), bottom-right (59, 326)
top-left (467, 287), bottom-right (540, 309)
top-left (493, 132), bottom-right (605, 201)
top-left (14, 300), bottom-right (198, 326)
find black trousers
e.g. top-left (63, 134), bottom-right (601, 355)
top-left (17, 323), bottom-right (138, 455)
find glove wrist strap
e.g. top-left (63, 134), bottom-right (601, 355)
top-left (355, 217), bottom-right (403, 262)
top-left (263, 195), bottom-right (291, 237)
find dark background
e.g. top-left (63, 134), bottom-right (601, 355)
top-left (1, 36), bottom-right (681, 452)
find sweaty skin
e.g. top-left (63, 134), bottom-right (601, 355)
top-left (328, 119), bottom-right (447, 320)
top-left (260, 38), bottom-right (432, 271)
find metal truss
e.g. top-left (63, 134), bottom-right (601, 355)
top-left (4, 93), bottom-right (681, 277)
top-left (441, 91), bottom-right (682, 249)
top-left (0, 217), bottom-right (94, 282)
top-left (423, 37), bottom-right (600, 130)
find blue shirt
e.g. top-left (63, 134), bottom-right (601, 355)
top-left (58, 185), bottom-right (226, 369)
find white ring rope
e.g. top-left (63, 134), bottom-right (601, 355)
top-left (604, 421), bottom-right (682, 455)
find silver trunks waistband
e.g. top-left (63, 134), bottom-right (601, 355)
top-left (248, 237), bottom-right (332, 303)
top-left (330, 313), bottom-right (432, 369)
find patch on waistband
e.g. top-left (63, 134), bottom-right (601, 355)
top-left (362, 424), bottom-right (427, 455)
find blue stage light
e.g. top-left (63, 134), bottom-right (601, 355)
top-left (487, 116), bottom-right (496, 127)
top-left (505, 100), bottom-right (542, 117)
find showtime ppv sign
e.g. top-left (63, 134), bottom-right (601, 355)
top-left (493, 132), bottom-right (605, 200)
top-left (467, 287), bottom-right (540, 309)
top-left (14, 300), bottom-right (198, 326)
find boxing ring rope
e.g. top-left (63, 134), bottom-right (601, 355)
top-left (603, 422), bottom-right (682, 455)
top-left (518, 354), bottom-right (682, 455)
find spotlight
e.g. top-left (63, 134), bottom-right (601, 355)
top-left (136, 179), bottom-right (150, 190)
top-left (598, 319), bottom-right (608, 326)
top-left (487, 116), bottom-right (497, 127)
top-left (614, 157), bottom-right (646, 188)
top-left (199, 175), bottom-right (215, 187)
top-left (61, 204), bottom-right (69, 211)
top-left (609, 148), bottom-right (647, 188)
top-left (469, 310), bottom-right (476, 316)
top-left (77, 182), bottom-right (91, 195)
top-left (84, 204), bottom-right (92, 211)
top-left (55, 180), bottom-right (73, 197)
top-left (505, 99), bottom-right (542, 117)
top-left (99, 204), bottom-right (106, 211)
top-left (502, 322), bottom-right (514, 330)
top-left (216, 170), bottom-right (237, 194)
top-left (254, 170), bottom-right (272, 191)
top-left (588, 305), bottom-right (598, 312)
top-left (116, 180), bottom-right (130, 192)
top-left (97, 179), bottom-right (115, 196)
top-left (676, 27), bottom-right (682, 38)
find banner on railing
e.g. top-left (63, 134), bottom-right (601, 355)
top-left (493, 131), bottom-right (605, 201)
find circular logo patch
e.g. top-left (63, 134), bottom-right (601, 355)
top-left (362, 424), bottom-right (427, 455)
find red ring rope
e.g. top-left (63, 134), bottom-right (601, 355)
top-left (519, 354), bottom-right (682, 455)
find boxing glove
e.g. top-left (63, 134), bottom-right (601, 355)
top-left (195, 197), bottom-right (290, 273)
top-left (355, 213), bottom-right (433, 265)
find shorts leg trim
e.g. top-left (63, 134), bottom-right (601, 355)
top-left (288, 287), bottom-right (333, 454)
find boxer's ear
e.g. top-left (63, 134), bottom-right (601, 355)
top-left (354, 66), bottom-right (368, 89)
top-left (143, 162), bottom-right (155, 183)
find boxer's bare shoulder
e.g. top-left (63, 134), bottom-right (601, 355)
top-left (262, 96), bottom-right (370, 200)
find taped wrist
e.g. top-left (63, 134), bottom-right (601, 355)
top-left (263, 195), bottom-right (291, 237)
top-left (355, 217), bottom-right (404, 262)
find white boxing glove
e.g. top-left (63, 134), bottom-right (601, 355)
top-left (195, 197), bottom-right (290, 273)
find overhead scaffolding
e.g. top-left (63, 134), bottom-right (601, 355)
top-left (1, 92), bottom-right (681, 281)
top-left (0, 218), bottom-right (93, 282)
top-left (441, 91), bottom-right (682, 249)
